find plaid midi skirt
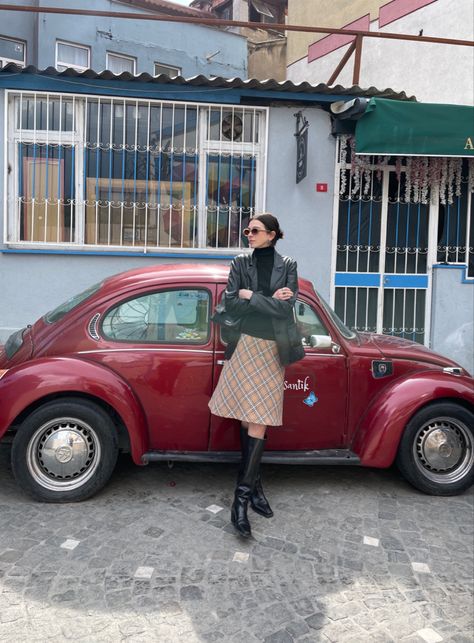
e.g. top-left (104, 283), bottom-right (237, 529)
top-left (209, 333), bottom-right (285, 426)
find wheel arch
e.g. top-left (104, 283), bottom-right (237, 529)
top-left (0, 357), bottom-right (149, 464)
top-left (7, 391), bottom-right (132, 454)
top-left (351, 373), bottom-right (474, 468)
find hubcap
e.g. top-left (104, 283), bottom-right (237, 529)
top-left (27, 418), bottom-right (101, 492)
top-left (413, 417), bottom-right (473, 484)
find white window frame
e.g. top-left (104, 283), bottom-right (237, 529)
top-left (0, 35), bottom-right (26, 67)
top-left (154, 62), bottom-right (181, 78)
top-left (55, 40), bottom-right (90, 72)
top-left (106, 52), bottom-right (137, 75)
top-left (5, 90), bottom-right (268, 254)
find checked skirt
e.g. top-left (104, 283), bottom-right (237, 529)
top-left (209, 333), bottom-right (285, 426)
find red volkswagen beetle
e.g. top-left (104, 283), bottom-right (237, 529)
top-left (0, 264), bottom-right (473, 502)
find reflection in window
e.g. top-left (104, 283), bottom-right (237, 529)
top-left (19, 143), bottom-right (75, 242)
top-left (84, 100), bottom-right (199, 247)
top-left (206, 154), bottom-right (255, 248)
top-left (295, 300), bottom-right (328, 345)
top-left (102, 289), bottom-right (210, 343)
top-left (10, 92), bottom-right (266, 250)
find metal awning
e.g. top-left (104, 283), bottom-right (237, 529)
top-left (355, 98), bottom-right (474, 157)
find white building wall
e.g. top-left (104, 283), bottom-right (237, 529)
top-left (288, 0), bottom-right (474, 105)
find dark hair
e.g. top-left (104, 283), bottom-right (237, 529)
top-left (250, 213), bottom-right (284, 246)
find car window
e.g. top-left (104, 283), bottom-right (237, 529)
top-left (102, 289), bottom-right (210, 344)
top-left (295, 300), bottom-right (329, 345)
top-left (44, 281), bottom-right (103, 323)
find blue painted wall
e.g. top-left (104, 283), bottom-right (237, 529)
top-left (431, 267), bottom-right (474, 375)
top-left (3, 0), bottom-right (247, 78)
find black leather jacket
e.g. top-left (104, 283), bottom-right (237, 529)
top-left (224, 249), bottom-right (299, 366)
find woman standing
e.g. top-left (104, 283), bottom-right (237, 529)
top-left (209, 214), bottom-right (303, 538)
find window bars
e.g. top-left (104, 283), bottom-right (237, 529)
top-left (7, 92), bottom-right (266, 251)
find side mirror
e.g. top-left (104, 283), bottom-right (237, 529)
top-left (309, 334), bottom-right (332, 349)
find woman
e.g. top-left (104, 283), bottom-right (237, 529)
top-left (209, 213), bottom-right (302, 538)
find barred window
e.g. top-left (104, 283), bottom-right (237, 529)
top-left (436, 160), bottom-right (474, 278)
top-left (6, 92), bottom-right (267, 251)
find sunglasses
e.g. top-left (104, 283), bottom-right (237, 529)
top-left (243, 227), bottom-right (270, 236)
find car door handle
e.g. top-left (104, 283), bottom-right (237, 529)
top-left (217, 360), bottom-right (225, 365)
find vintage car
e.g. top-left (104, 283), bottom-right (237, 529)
top-left (0, 264), bottom-right (473, 502)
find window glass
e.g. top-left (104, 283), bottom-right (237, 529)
top-left (18, 143), bottom-right (76, 242)
top-left (107, 53), bottom-right (136, 75)
top-left (9, 93), bottom-right (265, 251)
top-left (84, 100), bottom-right (199, 247)
top-left (44, 282), bottom-right (103, 324)
top-left (102, 289), bottom-right (210, 343)
top-left (206, 153), bottom-right (255, 248)
top-left (154, 63), bottom-right (181, 78)
top-left (18, 96), bottom-right (74, 131)
top-left (56, 42), bottom-right (89, 71)
top-left (0, 37), bottom-right (25, 64)
top-left (295, 300), bottom-right (329, 345)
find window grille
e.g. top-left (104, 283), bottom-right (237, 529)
top-left (7, 92), bottom-right (266, 251)
top-left (436, 160), bottom-right (474, 278)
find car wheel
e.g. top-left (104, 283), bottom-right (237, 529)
top-left (396, 402), bottom-right (474, 496)
top-left (12, 398), bottom-right (119, 502)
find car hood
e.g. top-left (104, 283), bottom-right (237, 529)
top-left (357, 332), bottom-right (461, 368)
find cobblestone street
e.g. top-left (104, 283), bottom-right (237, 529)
top-left (0, 444), bottom-right (472, 643)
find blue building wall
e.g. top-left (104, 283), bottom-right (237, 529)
top-left (4, 0), bottom-right (247, 78)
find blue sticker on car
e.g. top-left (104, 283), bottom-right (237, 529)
top-left (303, 391), bottom-right (318, 407)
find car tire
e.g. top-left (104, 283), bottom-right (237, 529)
top-left (396, 402), bottom-right (474, 496)
top-left (12, 398), bottom-right (119, 502)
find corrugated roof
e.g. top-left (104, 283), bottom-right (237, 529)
top-left (0, 64), bottom-right (416, 101)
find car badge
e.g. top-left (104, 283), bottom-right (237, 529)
top-left (372, 360), bottom-right (393, 378)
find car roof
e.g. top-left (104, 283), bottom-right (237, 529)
top-left (104, 263), bottom-right (231, 289)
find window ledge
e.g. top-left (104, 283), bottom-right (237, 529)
top-left (2, 243), bottom-right (249, 260)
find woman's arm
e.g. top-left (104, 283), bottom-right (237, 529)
top-left (223, 257), bottom-right (251, 317)
top-left (247, 259), bottom-right (298, 319)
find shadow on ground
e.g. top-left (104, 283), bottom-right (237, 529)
top-left (0, 444), bottom-right (473, 642)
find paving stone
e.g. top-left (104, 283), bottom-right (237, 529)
top-left (264, 630), bottom-right (294, 643)
top-left (0, 445), bottom-right (472, 642)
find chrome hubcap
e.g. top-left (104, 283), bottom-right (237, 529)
top-left (413, 417), bottom-right (473, 483)
top-left (27, 418), bottom-right (101, 492)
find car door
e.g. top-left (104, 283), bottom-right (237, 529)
top-left (89, 283), bottom-right (215, 451)
top-left (209, 289), bottom-right (348, 451)
top-left (273, 298), bottom-right (348, 450)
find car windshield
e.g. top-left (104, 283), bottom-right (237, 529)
top-left (317, 293), bottom-right (357, 340)
top-left (44, 282), bottom-right (103, 324)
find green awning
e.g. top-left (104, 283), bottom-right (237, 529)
top-left (355, 98), bottom-right (474, 157)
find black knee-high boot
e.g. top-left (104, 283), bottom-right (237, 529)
top-left (239, 426), bottom-right (273, 518)
top-left (231, 436), bottom-right (266, 538)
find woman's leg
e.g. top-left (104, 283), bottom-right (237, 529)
top-left (247, 423), bottom-right (266, 439)
top-left (241, 423), bottom-right (273, 518)
top-left (231, 422), bottom-right (268, 537)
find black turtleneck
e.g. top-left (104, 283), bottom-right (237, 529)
top-left (240, 245), bottom-right (276, 340)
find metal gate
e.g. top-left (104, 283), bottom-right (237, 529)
top-left (331, 156), bottom-right (432, 345)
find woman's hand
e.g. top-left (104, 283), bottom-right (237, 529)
top-left (238, 289), bottom-right (253, 300)
top-left (273, 287), bottom-right (293, 301)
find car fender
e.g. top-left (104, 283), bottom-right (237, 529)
top-left (351, 371), bottom-right (474, 468)
top-left (0, 357), bottom-right (148, 465)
